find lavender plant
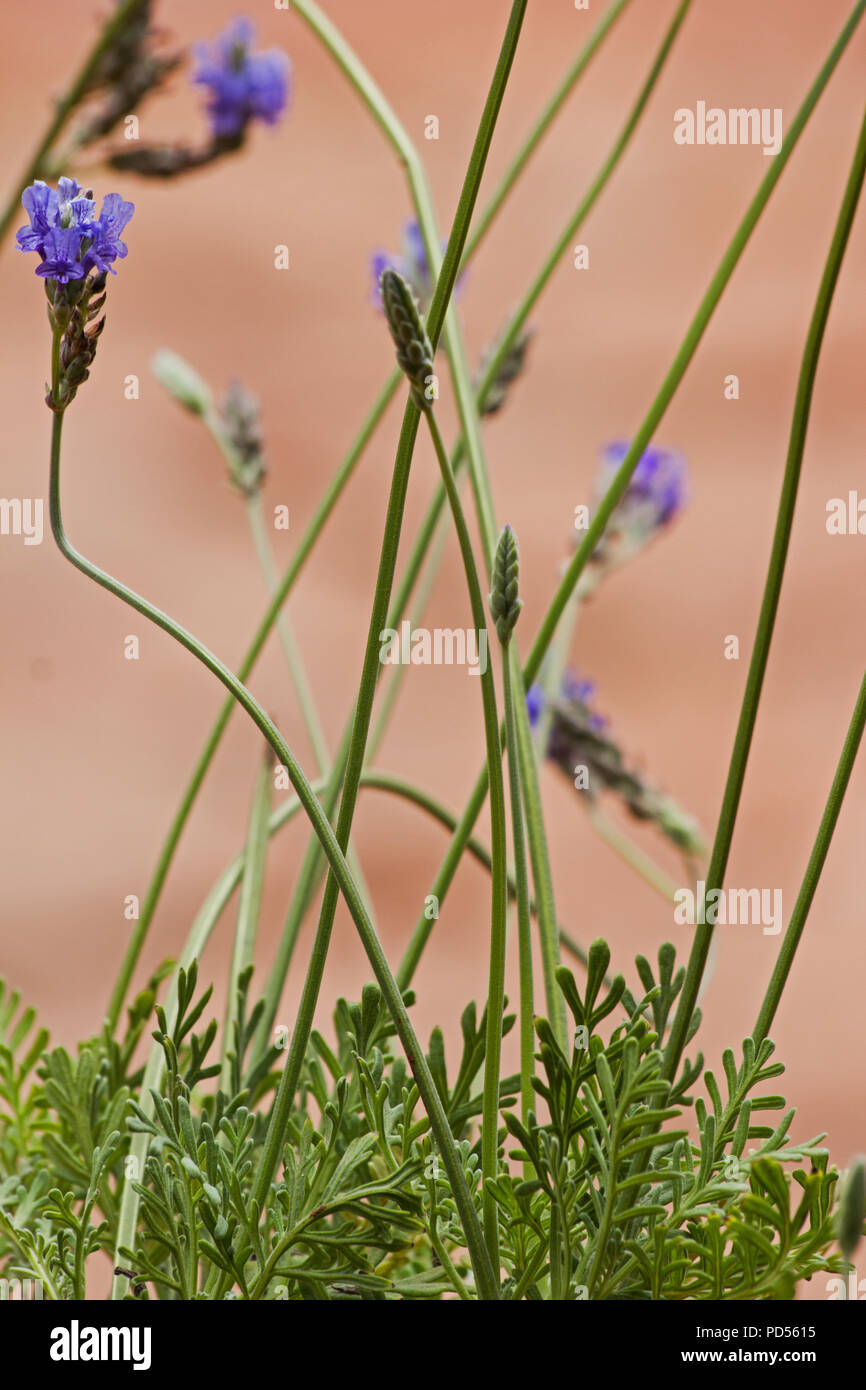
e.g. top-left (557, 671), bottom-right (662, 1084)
top-left (1, 0), bottom-right (866, 1307)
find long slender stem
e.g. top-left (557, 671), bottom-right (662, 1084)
top-left (245, 490), bottom-right (330, 776)
top-left (399, 0), bottom-right (866, 997)
top-left (512, 645), bottom-right (567, 1048)
top-left (293, 0), bottom-right (525, 569)
top-left (398, 0), bottom-right (694, 989)
top-left (462, 0), bottom-right (633, 262)
top-left (664, 89), bottom-right (866, 1080)
top-left (105, 368), bottom-right (399, 1031)
top-left (502, 643), bottom-right (535, 1134)
top-left (107, 0), bottom-right (640, 1027)
top-left (586, 803), bottom-right (681, 902)
top-left (753, 672), bottom-right (866, 1046)
top-left (244, 488), bottom-right (376, 928)
top-left (220, 748), bottom-right (272, 1091)
top-left (250, 7), bottom-right (528, 1288)
top-left (48, 403), bottom-right (495, 1302)
top-left (426, 410), bottom-right (508, 1272)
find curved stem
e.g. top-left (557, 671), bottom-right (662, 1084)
top-left (243, 488), bottom-right (376, 928)
top-left (426, 410), bottom-right (508, 1273)
top-left (105, 367), bottom-right (399, 1031)
top-left (47, 402), bottom-right (493, 1302)
top-left (108, 0), bottom-right (659, 1027)
top-left (219, 748), bottom-right (272, 1091)
top-left (664, 89), bottom-right (866, 1079)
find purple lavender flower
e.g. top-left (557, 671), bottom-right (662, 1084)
top-left (527, 670), bottom-right (606, 734)
top-left (370, 219), bottom-right (465, 311)
top-left (598, 441), bottom-right (688, 528)
top-left (35, 226), bottom-right (89, 284)
top-left (85, 192), bottom-right (135, 274)
top-left (17, 179), bottom-right (134, 284)
top-left (526, 683), bottom-right (547, 728)
top-left (193, 18), bottom-right (291, 139)
top-left (578, 440), bottom-right (689, 595)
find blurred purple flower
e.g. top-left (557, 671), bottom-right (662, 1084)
top-left (527, 669), bottom-right (606, 736)
top-left (193, 18), bottom-right (291, 139)
top-left (578, 440), bottom-right (689, 596)
top-left (598, 440), bottom-right (688, 528)
top-left (370, 219), bottom-right (466, 311)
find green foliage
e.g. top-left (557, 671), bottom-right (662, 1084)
top-left (0, 948), bottom-right (849, 1299)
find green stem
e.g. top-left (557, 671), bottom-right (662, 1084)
top-left (426, 410), bottom-right (508, 1273)
top-left (400, 0), bottom-right (866, 999)
top-left (753, 672), bottom-right (866, 1046)
top-left (48, 401), bottom-right (493, 1301)
top-left (472, 0), bottom-right (694, 443)
top-left (105, 0), bottom-right (642, 1030)
top-left (251, 8), bottom-right (529, 1270)
top-left (502, 642), bottom-right (535, 1134)
top-left (368, 504), bottom-right (451, 759)
top-left (105, 367), bottom-right (399, 1032)
top-left (586, 803), bottom-right (681, 903)
top-left (0, 0), bottom-right (144, 246)
top-left (109, 0), bottom-right (646, 1031)
top-left (462, 0), bottom-right (634, 263)
top-left (243, 487), bottom-right (377, 931)
top-left (398, 0), bottom-right (694, 990)
top-left (292, 0), bottom-right (528, 574)
top-left (245, 489), bottom-right (330, 776)
top-left (220, 748), bottom-right (273, 1091)
top-left (663, 86), bottom-right (866, 1081)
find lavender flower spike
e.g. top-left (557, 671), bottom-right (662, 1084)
top-left (193, 18), bottom-right (291, 140)
top-left (17, 178), bottom-right (135, 410)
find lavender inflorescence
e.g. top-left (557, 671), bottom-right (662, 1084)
top-left (529, 671), bottom-right (705, 854)
top-left (75, 0), bottom-right (182, 147)
top-left (580, 439), bottom-right (689, 595)
top-left (17, 178), bottom-right (134, 410)
top-left (220, 380), bottom-right (267, 496)
top-left (111, 18), bottom-right (290, 178)
top-left (475, 324), bottom-right (534, 417)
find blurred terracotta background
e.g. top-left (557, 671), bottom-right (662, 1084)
top-left (1, 0), bottom-right (864, 1292)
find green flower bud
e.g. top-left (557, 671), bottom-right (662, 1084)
top-left (380, 268), bottom-right (435, 411)
top-left (489, 524), bottom-right (522, 646)
top-left (151, 349), bottom-right (212, 416)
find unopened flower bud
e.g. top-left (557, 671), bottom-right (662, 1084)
top-left (380, 268), bottom-right (435, 411)
top-left (489, 525), bottom-right (522, 646)
top-left (151, 349), bottom-right (212, 417)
